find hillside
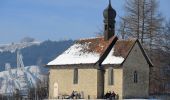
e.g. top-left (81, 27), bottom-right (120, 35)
top-left (0, 65), bottom-right (47, 94)
top-left (0, 40), bottom-right (74, 71)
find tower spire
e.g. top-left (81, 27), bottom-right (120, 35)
top-left (109, 0), bottom-right (111, 5)
top-left (103, 0), bottom-right (116, 41)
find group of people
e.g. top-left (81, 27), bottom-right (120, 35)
top-left (66, 91), bottom-right (82, 99)
top-left (104, 91), bottom-right (119, 99)
top-left (65, 90), bottom-right (119, 99)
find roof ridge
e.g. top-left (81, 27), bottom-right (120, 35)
top-left (78, 36), bottom-right (103, 41)
top-left (120, 39), bottom-right (153, 67)
top-left (117, 38), bottom-right (137, 41)
top-left (95, 36), bottom-right (118, 66)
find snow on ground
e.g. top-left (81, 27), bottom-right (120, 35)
top-left (0, 65), bottom-right (47, 95)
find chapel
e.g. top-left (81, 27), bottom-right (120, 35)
top-left (47, 0), bottom-right (152, 99)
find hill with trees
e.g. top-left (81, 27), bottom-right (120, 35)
top-left (0, 40), bottom-right (74, 71)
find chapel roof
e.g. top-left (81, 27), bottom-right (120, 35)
top-left (76, 36), bottom-right (114, 55)
top-left (47, 36), bottom-right (140, 66)
top-left (114, 40), bottom-right (135, 58)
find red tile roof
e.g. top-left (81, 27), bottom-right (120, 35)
top-left (76, 36), bottom-right (115, 55)
top-left (77, 37), bottom-right (136, 58)
top-left (114, 40), bottom-right (136, 58)
top-left (47, 36), bottom-right (153, 67)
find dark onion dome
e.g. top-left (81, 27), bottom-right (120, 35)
top-left (103, 0), bottom-right (116, 19)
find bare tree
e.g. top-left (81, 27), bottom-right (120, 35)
top-left (119, 0), bottom-right (167, 94)
top-left (120, 0), bottom-right (163, 46)
top-left (162, 20), bottom-right (170, 53)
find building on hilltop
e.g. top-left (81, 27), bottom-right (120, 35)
top-left (47, 0), bottom-right (153, 99)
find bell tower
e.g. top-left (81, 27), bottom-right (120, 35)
top-left (103, 0), bottom-right (117, 41)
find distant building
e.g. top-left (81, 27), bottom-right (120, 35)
top-left (47, 0), bottom-right (153, 99)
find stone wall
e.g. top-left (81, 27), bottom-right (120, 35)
top-left (97, 69), bottom-right (105, 98)
top-left (104, 67), bottom-right (123, 99)
top-left (48, 66), bottom-right (98, 99)
top-left (123, 43), bottom-right (150, 98)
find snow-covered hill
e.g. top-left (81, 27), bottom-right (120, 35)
top-left (0, 65), bottom-right (47, 95)
top-left (0, 40), bottom-right (74, 71)
top-left (0, 41), bottom-right (40, 53)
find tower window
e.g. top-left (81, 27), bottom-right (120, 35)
top-left (105, 25), bottom-right (107, 30)
top-left (73, 68), bottom-right (78, 84)
top-left (134, 71), bottom-right (138, 83)
top-left (109, 25), bottom-right (112, 30)
top-left (108, 67), bottom-right (114, 85)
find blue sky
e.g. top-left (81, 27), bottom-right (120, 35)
top-left (0, 0), bottom-right (169, 44)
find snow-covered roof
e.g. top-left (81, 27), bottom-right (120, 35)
top-left (47, 43), bottom-right (100, 65)
top-left (48, 37), bottom-right (137, 66)
top-left (102, 48), bottom-right (124, 64)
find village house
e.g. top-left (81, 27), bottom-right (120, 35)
top-left (47, 0), bottom-right (153, 99)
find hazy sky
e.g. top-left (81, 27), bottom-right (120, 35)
top-left (0, 0), bottom-right (169, 44)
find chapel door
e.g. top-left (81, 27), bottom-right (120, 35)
top-left (53, 82), bottom-right (59, 98)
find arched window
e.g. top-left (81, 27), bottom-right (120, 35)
top-left (73, 68), bottom-right (78, 84)
top-left (108, 67), bottom-right (114, 85)
top-left (105, 25), bottom-right (107, 30)
top-left (109, 25), bottom-right (112, 30)
top-left (134, 71), bottom-right (138, 83)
